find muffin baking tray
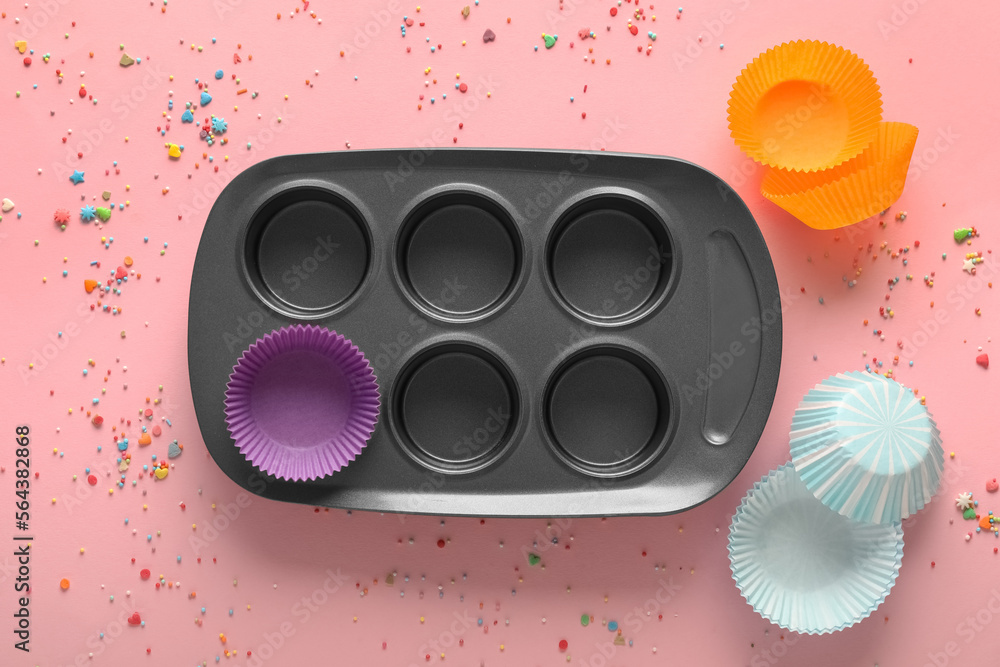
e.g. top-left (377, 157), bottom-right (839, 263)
top-left (188, 148), bottom-right (782, 517)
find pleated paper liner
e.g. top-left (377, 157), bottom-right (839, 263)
top-left (728, 40), bottom-right (883, 172)
top-left (729, 464), bottom-right (904, 635)
top-left (224, 325), bottom-right (380, 481)
top-left (760, 121), bottom-right (919, 229)
top-left (790, 370), bottom-right (943, 524)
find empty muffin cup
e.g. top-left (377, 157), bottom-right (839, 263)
top-left (396, 191), bottom-right (522, 322)
top-left (543, 346), bottom-right (671, 476)
top-left (391, 342), bottom-right (519, 473)
top-left (547, 195), bottom-right (673, 326)
top-left (224, 325), bottom-right (380, 481)
top-left (244, 187), bottom-right (371, 318)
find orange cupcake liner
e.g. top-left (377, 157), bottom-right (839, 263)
top-left (728, 40), bottom-right (883, 173)
top-left (760, 122), bottom-right (919, 230)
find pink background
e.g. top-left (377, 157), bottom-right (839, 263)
top-left (2, 1), bottom-right (999, 665)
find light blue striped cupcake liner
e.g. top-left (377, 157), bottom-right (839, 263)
top-left (790, 371), bottom-right (944, 524)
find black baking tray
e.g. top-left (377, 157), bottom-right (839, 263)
top-left (187, 148), bottom-right (781, 517)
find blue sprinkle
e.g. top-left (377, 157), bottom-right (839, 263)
top-left (215, 69), bottom-right (223, 79)
top-left (608, 621), bottom-right (619, 631)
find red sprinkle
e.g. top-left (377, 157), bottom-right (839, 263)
top-left (140, 569), bottom-right (151, 580)
top-left (436, 539), bottom-right (446, 548)
top-left (559, 639), bottom-right (568, 651)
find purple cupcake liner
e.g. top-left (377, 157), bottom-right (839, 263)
top-left (224, 325), bottom-right (380, 481)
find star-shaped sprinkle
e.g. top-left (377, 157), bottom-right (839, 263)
top-left (70, 170), bottom-right (85, 184)
top-left (54, 208), bottom-right (71, 225)
top-left (962, 258), bottom-right (977, 273)
top-left (80, 205), bottom-right (96, 222)
top-left (956, 492), bottom-right (974, 510)
top-left (211, 116), bottom-right (227, 133)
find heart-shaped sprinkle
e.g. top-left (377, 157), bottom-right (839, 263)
top-left (128, 612), bottom-right (141, 625)
top-left (167, 143), bottom-right (182, 159)
top-left (1, 198), bottom-right (14, 213)
top-left (154, 467), bottom-right (169, 480)
top-left (200, 91), bottom-right (212, 106)
top-left (15, 41), bottom-right (27, 54)
top-left (482, 28), bottom-right (495, 43)
top-left (167, 441), bottom-right (182, 459)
